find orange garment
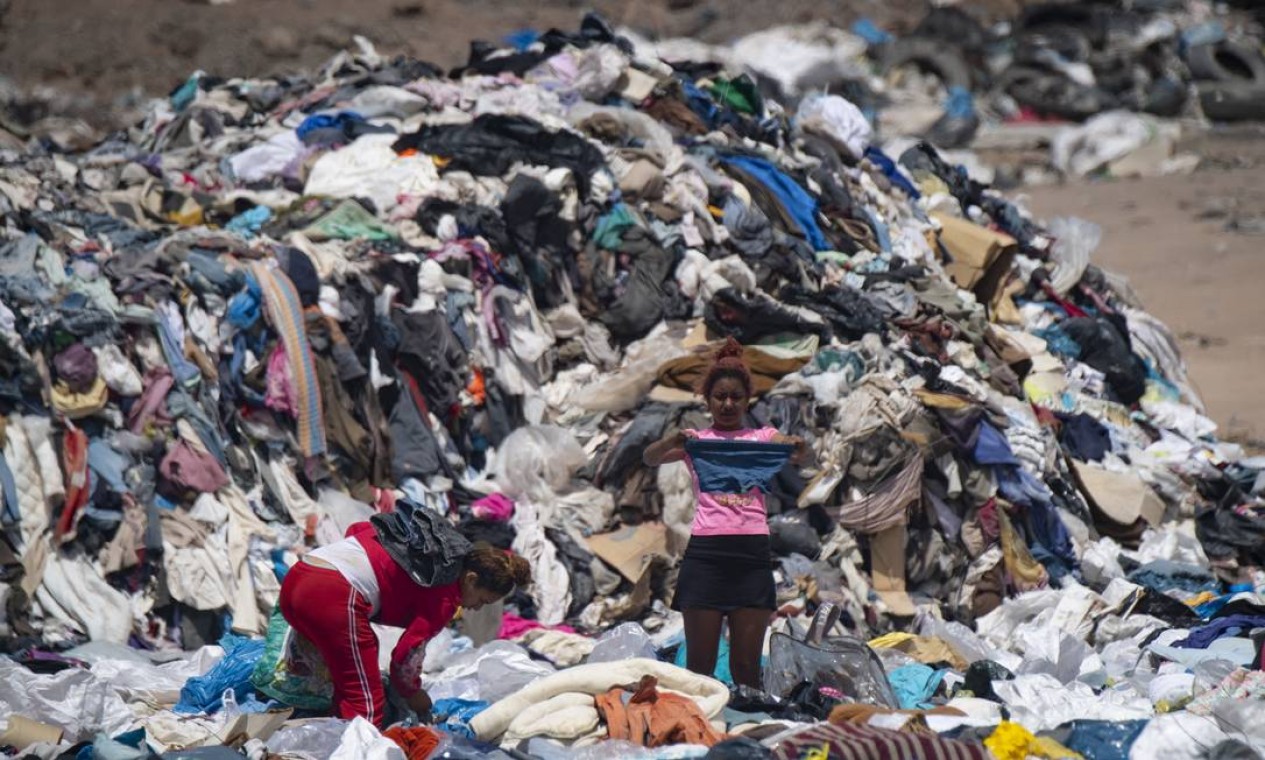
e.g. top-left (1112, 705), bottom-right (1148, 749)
top-left (384, 725), bottom-right (442, 760)
top-left (466, 368), bottom-right (486, 406)
top-left (595, 675), bottom-right (725, 748)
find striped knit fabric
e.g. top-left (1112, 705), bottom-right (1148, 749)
top-left (769, 722), bottom-right (989, 760)
top-left (252, 262), bottom-right (326, 458)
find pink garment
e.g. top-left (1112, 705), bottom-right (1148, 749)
top-left (374, 488), bottom-right (397, 514)
top-left (264, 343), bottom-right (298, 417)
top-left (160, 440), bottom-right (230, 494)
top-left (498, 613), bottom-right (576, 640)
top-left (471, 493), bottom-right (514, 522)
top-left (127, 367), bottom-right (174, 434)
top-left (685, 426), bottom-right (779, 536)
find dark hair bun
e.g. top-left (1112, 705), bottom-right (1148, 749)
top-left (507, 553), bottom-right (532, 588)
top-left (715, 336), bottom-right (745, 362)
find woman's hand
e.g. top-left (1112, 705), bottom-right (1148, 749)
top-left (407, 689), bottom-right (434, 722)
top-left (773, 433), bottom-right (809, 464)
top-left (643, 428), bottom-right (693, 467)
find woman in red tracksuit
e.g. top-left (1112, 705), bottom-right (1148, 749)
top-left (279, 520), bottom-right (530, 725)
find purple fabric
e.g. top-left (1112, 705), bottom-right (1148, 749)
top-left (1174, 615), bottom-right (1265, 649)
top-left (53, 343), bottom-right (99, 393)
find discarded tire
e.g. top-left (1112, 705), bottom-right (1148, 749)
top-left (1185, 40), bottom-right (1265, 84)
top-left (1142, 76), bottom-right (1188, 117)
top-left (996, 66), bottom-right (1113, 121)
top-left (911, 7), bottom-right (988, 54)
top-left (1015, 25), bottom-right (1093, 65)
top-left (1198, 81), bottom-right (1265, 121)
top-left (882, 38), bottom-right (973, 91)
top-left (1019, 3), bottom-right (1108, 48)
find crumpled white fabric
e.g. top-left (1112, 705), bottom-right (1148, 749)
top-left (730, 23), bottom-right (867, 97)
top-left (1014, 623), bottom-right (1098, 685)
top-left (1081, 537), bottom-right (1127, 585)
top-left (329, 717), bottom-right (404, 760)
top-left (518, 629), bottom-right (596, 667)
top-left (257, 451), bottom-right (322, 526)
top-left (510, 501), bottom-right (572, 626)
top-left (1126, 523), bottom-right (1209, 566)
top-left (229, 130), bottom-right (305, 183)
top-left (35, 549), bottom-right (133, 643)
top-left (83, 645), bottom-right (225, 707)
top-left (659, 460), bottom-right (694, 558)
top-left (93, 344), bottom-right (144, 397)
top-left (305, 133), bottom-right (439, 214)
top-left (993, 673), bottom-right (1152, 732)
top-left (163, 530), bottom-right (234, 612)
top-left (0, 657), bottom-right (134, 743)
top-left (503, 692), bottom-right (600, 745)
top-left (138, 710), bottom-right (228, 754)
top-left (474, 86), bottom-right (566, 121)
top-left (471, 658), bottom-right (729, 742)
top-left (546, 487), bottom-right (616, 538)
top-left (676, 252), bottom-right (757, 304)
top-left (1128, 712), bottom-right (1235, 759)
top-left (527, 45), bottom-right (628, 102)
top-left (1142, 397), bottom-right (1218, 441)
top-left (797, 93), bottom-right (873, 158)
top-left (1052, 111), bottom-right (1156, 177)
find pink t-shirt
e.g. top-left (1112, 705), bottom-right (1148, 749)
top-left (684, 426), bottom-right (779, 536)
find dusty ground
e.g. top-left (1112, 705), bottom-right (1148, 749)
top-left (0, 0), bottom-right (1259, 445)
top-left (1024, 127), bottom-right (1265, 448)
top-left (0, 0), bottom-right (944, 99)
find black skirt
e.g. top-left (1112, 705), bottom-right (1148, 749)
top-left (672, 535), bottom-right (776, 612)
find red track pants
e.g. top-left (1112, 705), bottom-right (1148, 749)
top-left (279, 560), bottom-right (385, 725)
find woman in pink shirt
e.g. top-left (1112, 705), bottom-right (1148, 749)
top-left (644, 338), bottom-right (806, 688)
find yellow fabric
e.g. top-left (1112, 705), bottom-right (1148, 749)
top-left (50, 378), bottom-right (108, 420)
top-left (868, 632), bottom-right (916, 649)
top-left (985, 721), bottom-right (1083, 760)
top-left (1185, 591), bottom-right (1218, 608)
top-left (867, 633), bottom-right (968, 671)
top-left (999, 506), bottom-right (1049, 592)
top-left (913, 389), bottom-right (976, 410)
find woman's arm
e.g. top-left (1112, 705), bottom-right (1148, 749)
top-left (388, 593), bottom-right (458, 717)
top-left (643, 429), bottom-right (691, 467)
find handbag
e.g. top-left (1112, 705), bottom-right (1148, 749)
top-left (762, 602), bottom-right (899, 709)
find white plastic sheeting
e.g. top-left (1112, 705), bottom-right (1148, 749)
top-left (0, 658), bottom-right (134, 743)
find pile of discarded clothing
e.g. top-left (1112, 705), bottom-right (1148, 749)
top-left (1, 9), bottom-right (1264, 760)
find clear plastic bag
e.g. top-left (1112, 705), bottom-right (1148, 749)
top-left (493, 426), bottom-right (586, 502)
top-left (1192, 659), bottom-right (1240, 693)
top-left (763, 602), bottom-right (899, 708)
top-left (587, 623), bottom-right (658, 664)
top-left (1045, 217), bottom-right (1101, 296)
top-left (476, 647), bottom-right (555, 703)
top-left (266, 718), bottom-right (349, 759)
top-left (916, 613), bottom-right (992, 666)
